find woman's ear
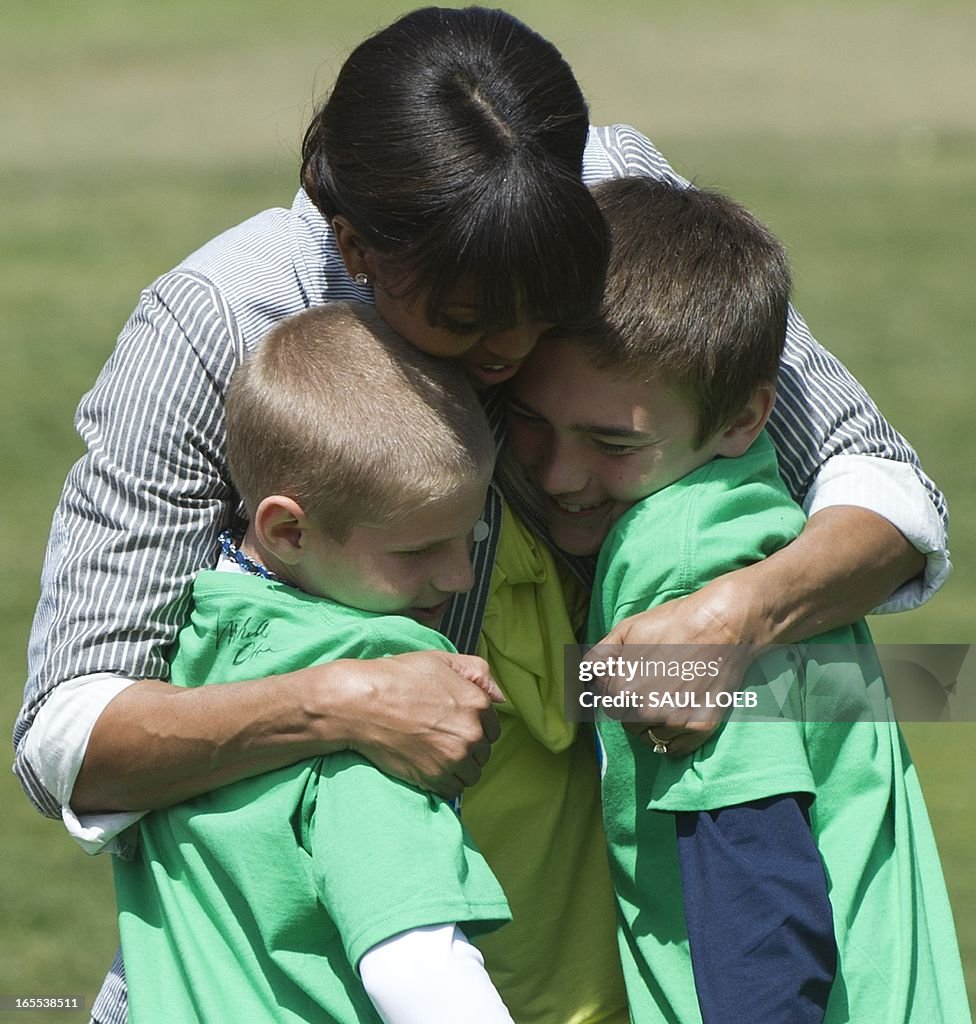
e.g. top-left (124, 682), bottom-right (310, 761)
top-left (332, 215), bottom-right (375, 281)
top-left (714, 382), bottom-right (777, 458)
top-left (253, 495), bottom-right (309, 566)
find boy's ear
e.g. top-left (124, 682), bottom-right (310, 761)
top-left (332, 216), bottom-right (376, 281)
top-left (253, 495), bottom-right (309, 566)
top-left (714, 382), bottom-right (777, 458)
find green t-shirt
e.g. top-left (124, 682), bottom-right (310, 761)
top-left (114, 571), bottom-right (511, 1024)
top-left (589, 433), bottom-right (970, 1024)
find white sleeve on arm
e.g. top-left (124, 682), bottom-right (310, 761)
top-left (804, 454), bottom-right (951, 613)
top-left (22, 673), bottom-right (146, 855)
top-left (359, 924), bottom-right (514, 1024)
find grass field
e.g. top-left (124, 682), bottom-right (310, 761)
top-left (2, 0), bottom-right (973, 1014)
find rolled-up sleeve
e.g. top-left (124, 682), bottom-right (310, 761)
top-left (14, 271), bottom-right (243, 820)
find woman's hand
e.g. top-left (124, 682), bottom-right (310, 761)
top-left (324, 649), bottom-right (503, 799)
top-left (595, 576), bottom-right (764, 757)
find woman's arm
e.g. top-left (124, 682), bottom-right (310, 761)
top-left (15, 270), bottom-right (247, 818)
top-left (608, 506), bottom-right (925, 655)
top-left (70, 651), bottom-right (501, 815)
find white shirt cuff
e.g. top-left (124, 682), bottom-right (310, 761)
top-left (24, 673), bottom-right (147, 855)
top-left (803, 454), bottom-right (951, 614)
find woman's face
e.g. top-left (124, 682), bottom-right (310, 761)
top-left (334, 216), bottom-right (554, 385)
top-left (372, 276), bottom-right (554, 388)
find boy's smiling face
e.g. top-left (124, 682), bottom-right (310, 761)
top-left (508, 337), bottom-right (721, 556)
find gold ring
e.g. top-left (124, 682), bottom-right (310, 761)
top-left (646, 729), bottom-right (669, 754)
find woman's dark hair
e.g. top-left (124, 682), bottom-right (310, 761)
top-left (301, 6), bottom-right (608, 327)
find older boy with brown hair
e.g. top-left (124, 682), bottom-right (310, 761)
top-left (507, 179), bottom-right (970, 1023)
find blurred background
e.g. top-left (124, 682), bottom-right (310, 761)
top-left (2, 0), bottom-right (973, 1013)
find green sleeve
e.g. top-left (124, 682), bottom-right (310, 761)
top-left (639, 647), bottom-right (817, 811)
top-left (302, 612), bottom-right (510, 969)
top-left (588, 436), bottom-right (805, 644)
top-left (308, 752), bottom-right (511, 970)
top-left (591, 440), bottom-right (816, 809)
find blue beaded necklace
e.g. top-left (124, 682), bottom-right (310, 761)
top-left (218, 529), bottom-right (296, 589)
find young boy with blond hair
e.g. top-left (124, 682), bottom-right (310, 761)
top-left (507, 178), bottom-right (970, 1023)
top-left (113, 302), bottom-right (514, 1024)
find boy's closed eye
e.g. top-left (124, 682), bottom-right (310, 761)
top-left (396, 546), bottom-right (435, 558)
top-left (510, 401), bottom-right (658, 456)
top-left (591, 439), bottom-right (640, 455)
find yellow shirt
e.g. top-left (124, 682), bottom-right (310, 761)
top-left (463, 500), bottom-right (628, 1024)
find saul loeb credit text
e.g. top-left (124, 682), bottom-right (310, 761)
top-left (578, 686), bottom-right (758, 711)
top-left (576, 654), bottom-right (757, 712)
top-left (563, 642), bottom-right (974, 724)
top-left (562, 643), bottom-right (768, 724)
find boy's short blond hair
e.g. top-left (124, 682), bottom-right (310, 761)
top-left (226, 302), bottom-right (494, 538)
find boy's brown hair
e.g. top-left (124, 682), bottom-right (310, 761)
top-left (568, 177), bottom-right (791, 447)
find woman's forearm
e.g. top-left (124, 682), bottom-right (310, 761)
top-left (714, 506), bottom-right (926, 647)
top-left (70, 673), bottom-right (334, 813)
top-left (604, 507), bottom-right (924, 656)
top-left (71, 651), bottom-right (501, 813)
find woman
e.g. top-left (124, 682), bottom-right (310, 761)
top-left (15, 7), bottom-right (946, 1023)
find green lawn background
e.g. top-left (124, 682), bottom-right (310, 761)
top-left (2, 0), bottom-right (973, 1013)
